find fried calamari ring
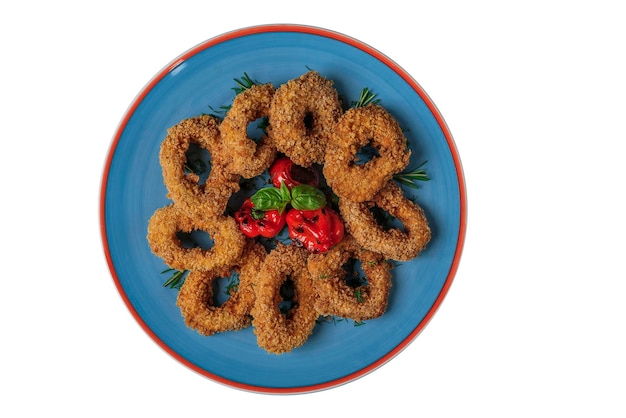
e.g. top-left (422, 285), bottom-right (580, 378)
top-left (147, 204), bottom-right (245, 272)
top-left (323, 104), bottom-right (411, 202)
top-left (308, 235), bottom-right (393, 322)
top-left (268, 71), bottom-right (342, 167)
top-left (220, 83), bottom-right (277, 178)
top-left (160, 115), bottom-right (240, 219)
top-left (338, 181), bottom-right (431, 261)
top-left (251, 244), bottom-right (318, 354)
top-left (176, 241), bottom-right (267, 336)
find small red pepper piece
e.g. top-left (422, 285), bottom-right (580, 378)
top-left (269, 157), bottom-right (319, 189)
top-left (285, 206), bottom-right (344, 253)
top-left (234, 197), bottom-right (286, 238)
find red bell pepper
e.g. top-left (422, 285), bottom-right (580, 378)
top-left (285, 207), bottom-right (344, 253)
top-left (234, 197), bottom-right (286, 238)
top-left (269, 157), bottom-right (319, 189)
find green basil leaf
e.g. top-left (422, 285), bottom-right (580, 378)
top-left (251, 186), bottom-right (291, 213)
top-left (251, 187), bottom-right (284, 210)
top-left (279, 180), bottom-right (291, 201)
top-left (290, 185), bottom-right (327, 210)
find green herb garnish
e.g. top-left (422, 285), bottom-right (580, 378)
top-left (250, 182), bottom-right (327, 213)
top-left (354, 288), bottom-right (364, 303)
top-left (161, 268), bottom-right (187, 289)
top-left (225, 273), bottom-right (240, 295)
top-left (394, 160), bottom-right (430, 189)
top-left (352, 87), bottom-right (380, 108)
top-left (250, 181), bottom-right (291, 214)
top-left (289, 184), bottom-right (327, 210)
top-left (232, 72), bottom-right (259, 94)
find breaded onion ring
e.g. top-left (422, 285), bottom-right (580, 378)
top-left (268, 71), bottom-right (342, 167)
top-left (176, 241), bottom-right (267, 336)
top-left (323, 104), bottom-right (411, 202)
top-left (220, 83), bottom-right (277, 178)
top-left (251, 244), bottom-right (318, 354)
top-left (147, 204), bottom-right (245, 272)
top-left (308, 235), bottom-right (393, 322)
top-left (338, 181), bottom-right (431, 261)
top-left (160, 115), bottom-right (240, 219)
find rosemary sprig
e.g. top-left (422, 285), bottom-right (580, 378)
top-left (206, 73), bottom-right (261, 117)
top-left (316, 316), bottom-right (366, 327)
top-left (206, 104), bottom-right (231, 118)
top-left (232, 72), bottom-right (259, 94)
top-left (183, 152), bottom-right (211, 176)
top-left (256, 116), bottom-right (270, 134)
top-left (393, 160), bottom-right (430, 189)
top-left (316, 316), bottom-right (344, 326)
top-left (352, 87), bottom-right (380, 108)
top-left (224, 274), bottom-right (240, 295)
top-left (161, 268), bottom-right (188, 290)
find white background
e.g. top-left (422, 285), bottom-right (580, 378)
top-left (1, 1), bottom-right (624, 416)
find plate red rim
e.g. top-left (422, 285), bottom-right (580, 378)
top-left (100, 23), bottom-right (467, 394)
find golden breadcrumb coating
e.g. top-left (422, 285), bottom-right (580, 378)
top-left (146, 71), bottom-right (432, 354)
top-left (268, 71), bottom-right (342, 167)
top-left (251, 244), bottom-right (318, 354)
top-left (308, 235), bottom-right (392, 321)
top-left (339, 181), bottom-right (431, 261)
top-left (176, 241), bottom-right (267, 335)
top-left (147, 204), bottom-right (245, 272)
top-left (220, 83), bottom-right (277, 178)
top-left (323, 104), bottom-right (411, 203)
top-left (160, 115), bottom-right (240, 220)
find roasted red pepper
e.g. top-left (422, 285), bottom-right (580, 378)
top-left (234, 197), bottom-right (286, 238)
top-left (285, 207), bottom-right (344, 253)
top-left (269, 157), bottom-right (319, 189)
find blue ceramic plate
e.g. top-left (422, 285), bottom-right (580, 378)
top-left (101, 25), bottom-right (466, 394)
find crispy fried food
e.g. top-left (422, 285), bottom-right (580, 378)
top-left (268, 71), bottom-right (342, 167)
top-left (338, 181), bottom-right (431, 261)
top-left (307, 235), bottom-right (393, 322)
top-left (147, 204), bottom-right (245, 272)
top-left (147, 71), bottom-right (434, 353)
top-left (160, 115), bottom-right (240, 220)
top-left (219, 83), bottom-right (278, 178)
top-left (251, 244), bottom-right (318, 354)
top-left (176, 241), bottom-right (267, 336)
top-left (323, 104), bottom-right (411, 202)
